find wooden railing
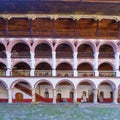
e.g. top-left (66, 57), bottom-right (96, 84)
top-left (11, 51), bottom-right (30, 58)
top-left (35, 70), bottom-right (52, 77)
top-left (78, 71), bottom-right (94, 77)
top-left (12, 70), bottom-right (30, 77)
top-left (99, 52), bottom-right (114, 58)
top-left (77, 52), bottom-right (93, 58)
top-left (56, 51), bottom-right (73, 58)
top-left (56, 70), bottom-right (73, 77)
top-left (99, 71), bottom-right (115, 77)
top-left (0, 30), bottom-right (119, 39)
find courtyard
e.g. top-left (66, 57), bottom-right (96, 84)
top-left (0, 103), bottom-right (120, 120)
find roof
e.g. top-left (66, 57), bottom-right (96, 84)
top-left (0, 1), bottom-right (120, 16)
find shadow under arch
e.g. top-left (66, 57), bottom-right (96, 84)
top-left (10, 79), bottom-right (32, 88)
top-left (34, 79), bottom-right (53, 89)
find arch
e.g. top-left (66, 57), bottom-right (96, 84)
top-left (56, 62), bottom-right (73, 77)
top-left (77, 79), bottom-right (96, 89)
top-left (55, 40), bottom-right (74, 52)
top-left (35, 42), bottom-right (52, 58)
top-left (56, 62), bottom-right (73, 70)
top-left (55, 79), bottom-right (75, 89)
top-left (0, 80), bottom-right (8, 88)
top-left (10, 79), bottom-right (32, 88)
top-left (98, 80), bottom-right (116, 90)
top-left (35, 62), bottom-right (52, 70)
top-left (77, 41), bottom-right (96, 52)
top-left (34, 80), bottom-right (53, 89)
top-left (77, 62), bottom-right (93, 70)
top-left (98, 41), bottom-right (117, 53)
top-left (12, 62), bottom-right (30, 70)
top-left (8, 40), bottom-right (30, 52)
top-left (56, 43), bottom-right (73, 58)
top-left (98, 62), bottom-right (114, 70)
top-left (32, 39), bottom-right (52, 52)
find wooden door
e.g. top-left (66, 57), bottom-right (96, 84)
top-left (15, 92), bottom-right (23, 102)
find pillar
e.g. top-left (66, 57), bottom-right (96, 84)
top-left (52, 19), bottom-right (55, 37)
top-left (30, 18), bottom-right (33, 35)
top-left (73, 51), bottom-right (78, 77)
top-left (73, 89), bottom-right (77, 103)
top-left (5, 18), bottom-right (8, 36)
top-left (52, 51), bottom-right (56, 76)
top-left (114, 52), bottom-right (120, 77)
top-left (93, 52), bottom-right (99, 77)
top-left (8, 88), bottom-right (12, 103)
top-left (74, 19), bottom-right (77, 37)
top-left (52, 89), bottom-right (56, 104)
top-left (93, 89), bottom-right (98, 104)
top-left (113, 88), bottom-right (118, 104)
top-left (6, 51), bottom-right (11, 76)
top-left (32, 89), bottom-right (35, 103)
top-left (30, 51), bottom-right (35, 76)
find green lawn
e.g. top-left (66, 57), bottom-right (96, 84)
top-left (0, 103), bottom-right (120, 120)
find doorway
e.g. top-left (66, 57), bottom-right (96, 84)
top-left (15, 92), bottom-right (23, 102)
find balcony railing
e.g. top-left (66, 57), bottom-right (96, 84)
top-left (56, 51), bottom-right (73, 58)
top-left (12, 70), bottom-right (30, 77)
top-left (77, 52), bottom-right (93, 58)
top-left (11, 51), bottom-right (30, 58)
top-left (99, 71), bottom-right (115, 77)
top-left (35, 70), bottom-right (52, 77)
top-left (56, 70), bottom-right (73, 77)
top-left (99, 52), bottom-right (114, 58)
top-left (0, 30), bottom-right (119, 38)
top-left (0, 70), bottom-right (6, 76)
top-left (78, 71), bottom-right (95, 77)
top-left (35, 51), bottom-right (51, 58)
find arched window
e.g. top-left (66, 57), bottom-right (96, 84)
top-left (44, 91), bottom-right (49, 98)
top-left (70, 91), bottom-right (74, 99)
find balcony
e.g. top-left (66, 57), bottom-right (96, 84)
top-left (11, 51), bottom-right (30, 58)
top-left (0, 70), bottom-right (6, 76)
top-left (35, 70), bottom-right (52, 77)
top-left (77, 52), bottom-right (93, 58)
top-left (12, 70), bottom-right (30, 77)
top-left (0, 30), bottom-right (119, 39)
top-left (56, 70), bottom-right (73, 77)
top-left (99, 52), bottom-right (114, 58)
top-left (78, 71), bottom-right (94, 77)
top-left (99, 71), bottom-right (115, 77)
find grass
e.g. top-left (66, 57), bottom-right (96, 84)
top-left (0, 103), bottom-right (120, 120)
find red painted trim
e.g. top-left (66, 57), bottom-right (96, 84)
top-left (0, 99), bottom-right (8, 102)
top-left (103, 98), bottom-right (113, 102)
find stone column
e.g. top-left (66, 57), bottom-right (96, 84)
top-left (6, 51), bottom-right (11, 76)
top-left (8, 88), bottom-right (12, 103)
top-left (73, 89), bottom-right (77, 103)
top-left (32, 89), bottom-right (35, 103)
top-left (52, 89), bottom-right (56, 104)
top-left (113, 88), bottom-right (118, 104)
top-left (93, 52), bottom-right (99, 77)
top-left (114, 52), bottom-right (120, 77)
top-left (73, 52), bottom-right (78, 77)
top-left (30, 52), bottom-right (35, 76)
top-left (52, 51), bottom-right (56, 76)
top-left (93, 89), bottom-right (98, 104)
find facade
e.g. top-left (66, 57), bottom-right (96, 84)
top-left (0, 0), bottom-right (120, 104)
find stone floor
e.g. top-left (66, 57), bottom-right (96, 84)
top-left (0, 103), bottom-right (120, 120)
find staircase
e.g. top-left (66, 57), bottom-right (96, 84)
top-left (15, 84), bottom-right (45, 102)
